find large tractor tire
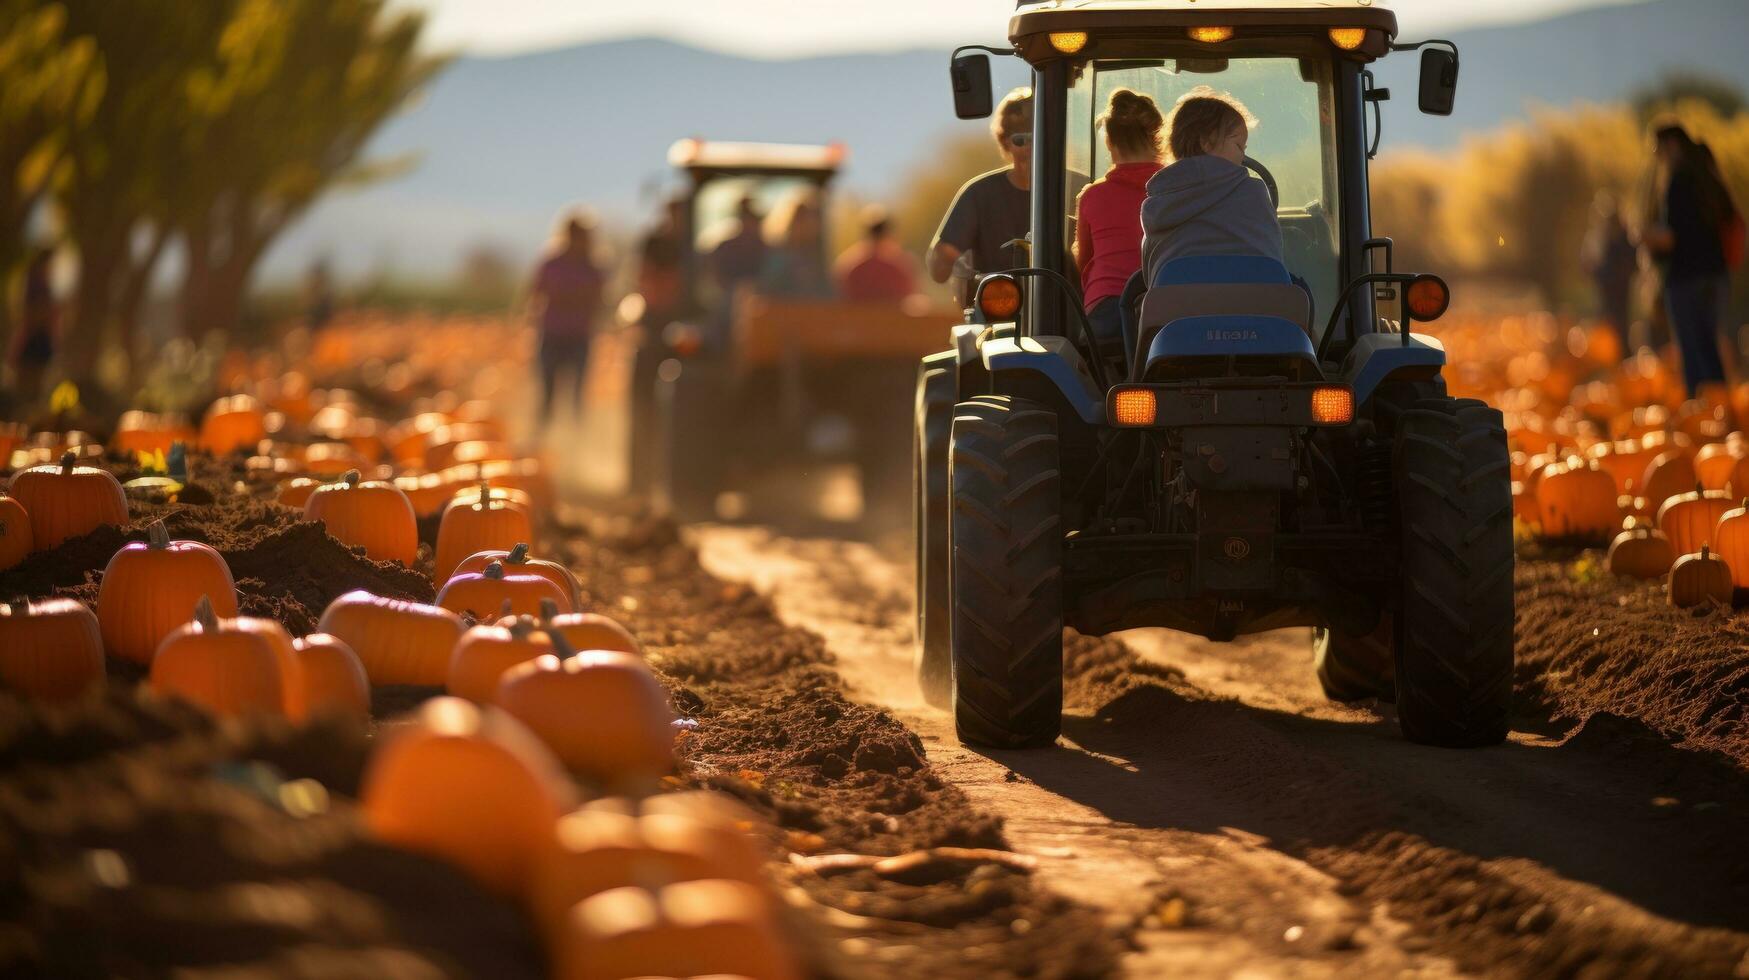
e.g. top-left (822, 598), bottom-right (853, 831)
top-left (947, 396), bottom-right (1063, 748)
top-left (655, 358), bottom-right (730, 523)
top-left (913, 357), bottom-right (955, 707)
top-left (1392, 399), bottom-right (1514, 747)
top-left (1312, 619), bottom-right (1395, 702)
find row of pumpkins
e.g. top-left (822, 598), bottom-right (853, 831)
top-left (1426, 315), bottom-right (1749, 608)
top-left (0, 520), bottom-right (805, 979)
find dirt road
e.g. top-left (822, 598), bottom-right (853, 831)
top-left (696, 526), bottom-right (1749, 978)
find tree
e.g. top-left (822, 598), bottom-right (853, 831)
top-left (0, 1), bottom-right (101, 348)
top-left (1632, 72), bottom-right (1745, 123)
top-left (174, 0), bottom-right (442, 342)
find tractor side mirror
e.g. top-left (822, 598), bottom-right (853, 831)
top-left (1417, 48), bottom-right (1458, 116)
top-left (951, 53), bottom-right (994, 119)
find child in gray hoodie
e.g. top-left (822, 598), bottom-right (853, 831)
top-left (1139, 89), bottom-right (1284, 280)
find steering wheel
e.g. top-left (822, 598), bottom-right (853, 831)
top-left (1244, 155), bottom-right (1280, 209)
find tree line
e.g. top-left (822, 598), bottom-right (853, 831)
top-left (0, 0), bottom-right (441, 391)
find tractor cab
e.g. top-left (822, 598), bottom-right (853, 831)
top-left (915, 2), bottom-right (1513, 753)
top-left (950, 0), bottom-right (1458, 382)
top-left (665, 138), bottom-right (844, 333)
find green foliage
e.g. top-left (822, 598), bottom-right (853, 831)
top-left (0, 0), bottom-right (438, 402)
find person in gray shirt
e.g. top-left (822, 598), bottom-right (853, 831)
top-left (1140, 88), bottom-right (1284, 281)
top-left (929, 87), bottom-right (1034, 286)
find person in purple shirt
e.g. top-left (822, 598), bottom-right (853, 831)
top-left (529, 210), bottom-right (605, 426)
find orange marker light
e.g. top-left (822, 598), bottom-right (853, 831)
top-left (1188, 25), bottom-right (1234, 43)
top-left (977, 276), bottom-right (1023, 321)
top-left (1310, 387), bottom-right (1354, 425)
top-left (1405, 275), bottom-right (1451, 321)
top-left (1328, 27), bottom-right (1369, 50)
top-left (1111, 389), bottom-right (1157, 427)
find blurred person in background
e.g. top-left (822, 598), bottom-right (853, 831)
top-left (928, 87), bottom-right (1034, 302)
top-left (1581, 192), bottom-right (1636, 359)
top-left (9, 247), bottom-right (58, 407)
top-left (834, 206), bottom-right (918, 304)
top-left (1074, 88), bottom-right (1165, 373)
top-left (709, 195), bottom-right (767, 338)
top-left (1644, 120), bottom-right (1739, 394)
top-left (638, 196), bottom-right (687, 329)
top-left (760, 190), bottom-right (831, 298)
top-left (529, 209), bottom-right (604, 427)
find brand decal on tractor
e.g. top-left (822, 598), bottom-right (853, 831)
top-left (1206, 329), bottom-right (1262, 342)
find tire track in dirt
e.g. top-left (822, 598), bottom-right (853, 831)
top-left (696, 526), bottom-right (1749, 978)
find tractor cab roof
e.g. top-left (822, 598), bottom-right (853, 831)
top-left (1009, 0), bottom-right (1397, 61)
top-left (667, 139), bottom-right (847, 181)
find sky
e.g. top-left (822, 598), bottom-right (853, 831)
top-left (396, 0), bottom-right (1649, 59)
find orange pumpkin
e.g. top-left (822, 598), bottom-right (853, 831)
top-left (443, 480), bottom-right (534, 513)
top-left (388, 412), bottom-right (451, 464)
top-left (513, 598), bottom-right (640, 656)
top-left (1606, 519), bottom-right (1676, 580)
top-left (97, 519), bottom-right (240, 664)
top-left (113, 410), bottom-right (197, 456)
top-left (199, 394), bottom-right (268, 454)
top-left (555, 880), bottom-right (801, 980)
top-left (304, 469), bottom-right (419, 565)
top-left (276, 477), bottom-right (323, 510)
top-left (1694, 441), bottom-right (1746, 490)
top-left (496, 649), bottom-right (675, 789)
top-left (150, 596), bottom-right (300, 718)
top-left (394, 472), bottom-right (454, 517)
top-left (1669, 546), bottom-right (1733, 609)
top-left (0, 490), bottom-right (31, 571)
top-left (452, 543), bottom-right (579, 607)
top-left (0, 598), bottom-right (105, 702)
top-left (317, 590), bottom-right (464, 686)
top-left (1710, 500), bottom-right (1749, 591)
top-left (1640, 450), bottom-right (1700, 510)
top-left (301, 441), bottom-right (366, 476)
top-left (1656, 484), bottom-right (1734, 558)
top-left (1534, 459), bottom-right (1619, 540)
top-left (447, 618), bottom-right (554, 703)
top-left (438, 560), bottom-right (570, 619)
top-left (434, 485), bottom-right (534, 581)
top-left (7, 451), bottom-right (129, 550)
top-left (292, 632), bottom-right (371, 719)
top-left (422, 423), bottom-right (498, 470)
top-left (1588, 439), bottom-right (1657, 494)
top-left (341, 417), bottom-right (388, 462)
top-left (529, 808), bottom-right (769, 944)
top-left (359, 696), bottom-right (575, 895)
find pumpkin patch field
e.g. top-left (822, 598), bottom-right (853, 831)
top-left (7, 309), bottom-right (1749, 977)
top-left (0, 315), bottom-right (1118, 979)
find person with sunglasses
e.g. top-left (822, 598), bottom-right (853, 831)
top-left (928, 87), bottom-right (1034, 296)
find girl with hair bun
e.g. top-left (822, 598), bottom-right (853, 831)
top-left (1139, 87), bottom-right (1284, 280)
top-left (1073, 87), bottom-right (1165, 369)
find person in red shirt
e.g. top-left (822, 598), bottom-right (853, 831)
top-left (529, 209), bottom-right (604, 427)
top-left (834, 207), bottom-right (919, 304)
top-left (1073, 88), bottom-right (1165, 374)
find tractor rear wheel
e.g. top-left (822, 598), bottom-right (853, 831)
top-left (913, 358), bottom-right (955, 707)
top-left (1392, 400), bottom-right (1514, 747)
top-left (948, 396), bottom-right (1063, 748)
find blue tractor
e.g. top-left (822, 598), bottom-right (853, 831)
top-left (915, 1), bottom-right (1513, 748)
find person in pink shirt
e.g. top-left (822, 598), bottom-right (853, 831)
top-left (834, 207), bottom-right (919, 304)
top-left (1073, 88), bottom-right (1165, 373)
top-left (529, 209), bottom-right (604, 427)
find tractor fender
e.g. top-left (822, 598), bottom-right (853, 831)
top-left (979, 335), bottom-right (1105, 424)
top-left (1341, 331), bottom-right (1447, 405)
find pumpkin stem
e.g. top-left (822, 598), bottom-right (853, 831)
top-left (483, 560), bottom-right (504, 580)
top-left (499, 598), bottom-right (513, 617)
top-left (343, 468), bottom-right (361, 487)
top-left (547, 629), bottom-right (576, 659)
top-left (194, 595), bottom-right (218, 631)
top-left (539, 597), bottom-right (559, 622)
top-left (59, 450), bottom-right (76, 473)
top-left (507, 617), bottom-right (534, 640)
top-left (1702, 545), bottom-right (1712, 559)
top-left (147, 519), bottom-right (169, 549)
top-left (508, 542), bottom-right (530, 564)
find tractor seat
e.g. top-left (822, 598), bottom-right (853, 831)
top-left (1132, 255), bottom-right (1311, 380)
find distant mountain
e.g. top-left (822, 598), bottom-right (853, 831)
top-left (262, 0), bottom-right (1747, 282)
